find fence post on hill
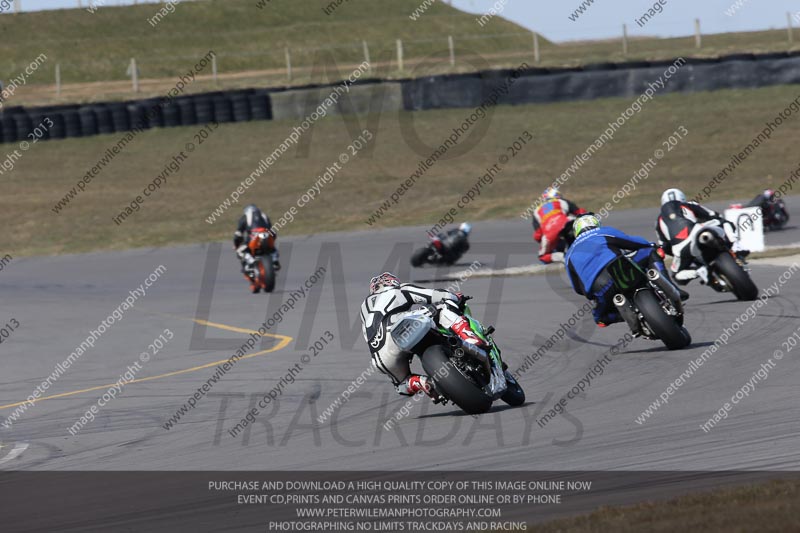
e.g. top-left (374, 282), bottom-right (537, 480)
top-left (362, 40), bottom-right (371, 71)
top-left (211, 55), bottom-right (218, 86)
top-left (284, 48), bottom-right (292, 82)
top-left (396, 39), bottom-right (404, 72)
top-left (694, 19), bottom-right (702, 49)
top-left (533, 32), bottom-right (540, 63)
top-left (128, 58), bottom-right (139, 93)
top-left (622, 24), bottom-right (629, 56)
top-left (55, 64), bottom-right (61, 98)
top-left (448, 35), bottom-right (455, 66)
top-left (788, 12), bottom-right (795, 45)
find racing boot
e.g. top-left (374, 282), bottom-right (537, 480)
top-left (405, 375), bottom-right (445, 404)
top-left (735, 250), bottom-right (750, 267)
top-left (450, 316), bottom-right (488, 349)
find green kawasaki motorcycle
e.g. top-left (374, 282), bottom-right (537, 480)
top-left (391, 299), bottom-right (525, 415)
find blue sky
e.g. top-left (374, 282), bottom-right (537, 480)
top-left (452, 0), bottom-right (800, 42)
top-left (8, 0), bottom-right (800, 42)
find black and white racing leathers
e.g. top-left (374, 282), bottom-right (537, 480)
top-left (359, 284), bottom-right (461, 395)
top-left (656, 200), bottom-right (739, 276)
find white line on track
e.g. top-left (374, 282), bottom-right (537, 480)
top-left (0, 442), bottom-right (29, 466)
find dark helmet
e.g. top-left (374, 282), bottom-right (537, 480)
top-left (243, 204), bottom-right (263, 225)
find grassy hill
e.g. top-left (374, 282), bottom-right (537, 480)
top-left (0, 0), bottom-right (534, 84)
top-left (2, 0), bottom-right (798, 108)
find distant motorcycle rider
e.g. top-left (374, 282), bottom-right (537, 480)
top-left (566, 214), bottom-right (678, 327)
top-left (746, 188), bottom-right (789, 230)
top-left (233, 204), bottom-right (280, 279)
top-left (533, 187), bottom-right (586, 263)
top-left (360, 272), bottom-right (488, 401)
top-left (431, 222), bottom-right (472, 264)
top-left (656, 188), bottom-right (746, 284)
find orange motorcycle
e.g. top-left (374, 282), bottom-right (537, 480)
top-left (243, 228), bottom-right (276, 293)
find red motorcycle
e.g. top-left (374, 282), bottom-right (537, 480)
top-left (243, 228), bottom-right (276, 293)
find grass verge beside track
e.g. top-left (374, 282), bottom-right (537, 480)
top-left (4, 84), bottom-right (799, 256)
top-left (528, 479), bottom-right (800, 533)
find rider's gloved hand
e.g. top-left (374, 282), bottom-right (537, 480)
top-left (455, 292), bottom-right (472, 311)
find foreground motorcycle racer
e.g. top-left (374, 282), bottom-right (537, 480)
top-left (656, 188), bottom-right (747, 284)
top-left (566, 214), bottom-right (680, 327)
top-left (233, 205), bottom-right (280, 282)
top-left (360, 272), bottom-right (496, 401)
top-left (533, 187), bottom-right (587, 263)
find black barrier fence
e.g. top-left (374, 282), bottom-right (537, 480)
top-left (0, 88), bottom-right (274, 144)
top-left (0, 471), bottom-right (797, 531)
top-left (2, 51), bottom-right (800, 145)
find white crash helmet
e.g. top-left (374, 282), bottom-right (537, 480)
top-left (459, 222), bottom-right (472, 235)
top-left (542, 186), bottom-right (561, 200)
top-left (369, 272), bottom-right (401, 295)
top-left (661, 188), bottom-right (686, 205)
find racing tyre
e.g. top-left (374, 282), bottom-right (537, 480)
top-left (411, 247), bottom-right (429, 267)
top-left (715, 252), bottom-right (758, 301)
top-left (421, 345), bottom-right (492, 415)
top-left (634, 290), bottom-right (690, 350)
top-left (500, 375), bottom-right (525, 407)
top-left (261, 259), bottom-right (276, 293)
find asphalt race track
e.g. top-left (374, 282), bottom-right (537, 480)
top-left (1, 198), bottom-right (799, 481)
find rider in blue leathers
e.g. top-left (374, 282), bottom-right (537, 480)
top-left (566, 214), bottom-right (683, 327)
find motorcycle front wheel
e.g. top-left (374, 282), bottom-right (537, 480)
top-left (260, 259), bottom-right (276, 293)
top-left (501, 379), bottom-right (525, 407)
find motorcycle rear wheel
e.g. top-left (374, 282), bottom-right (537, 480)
top-left (411, 247), bottom-right (430, 267)
top-left (634, 290), bottom-right (691, 350)
top-left (421, 345), bottom-right (493, 415)
top-left (715, 253), bottom-right (758, 301)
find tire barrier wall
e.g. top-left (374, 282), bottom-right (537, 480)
top-left (0, 88), bottom-right (272, 145)
top-left (401, 53), bottom-right (800, 111)
top-left (2, 52), bottom-right (799, 145)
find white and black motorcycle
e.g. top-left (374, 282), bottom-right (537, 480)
top-left (673, 219), bottom-right (758, 301)
top-left (391, 300), bottom-right (525, 415)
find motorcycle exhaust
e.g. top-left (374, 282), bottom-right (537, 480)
top-left (447, 337), bottom-right (467, 358)
top-left (614, 294), bottom-right (642, 336)
top-left (647, 269), bottom-right (683, 310)
top-left (698, 230), bottom-right (725, 251)
top-left (699, 231), bottom-right (715, 245)
top-left (460, 341), bottom-right (489, 363)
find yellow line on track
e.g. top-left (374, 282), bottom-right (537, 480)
top-left (0, 319), bottom-right (293, 411)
